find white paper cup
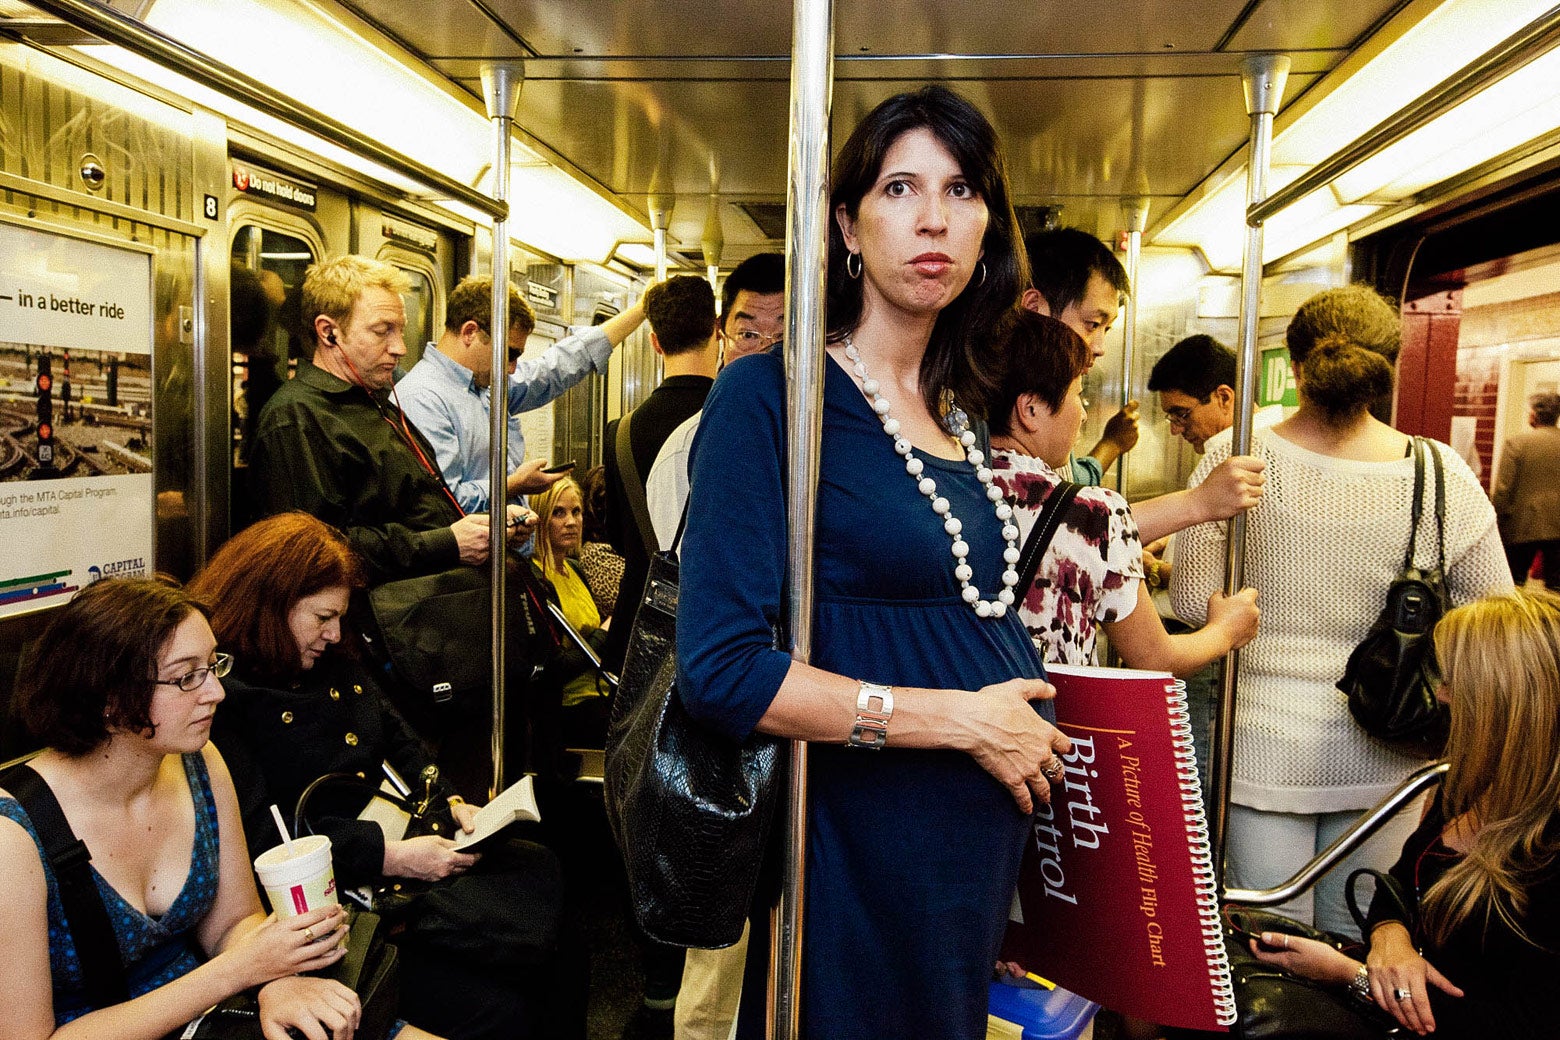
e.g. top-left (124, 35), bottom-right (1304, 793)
top-left (254, 834), bottom-right (337, 918)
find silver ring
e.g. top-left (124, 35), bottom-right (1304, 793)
top-left (1393, 987), bottom-right (1411, 1001)
top-left (1041, 757), bottom-right (1065, 782)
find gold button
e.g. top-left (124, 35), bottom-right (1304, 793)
top-left (329, 688), bottom-right (340, 700)
top-left (356, 771), bottom-right (366, 779)
top-left (344, 732), bottom-right (358, 746)
top-left (281, 711), bottom-right (294, 724)
top-left (353, 684), bottom-right (363, 695)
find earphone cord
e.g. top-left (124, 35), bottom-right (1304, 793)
top-left (330, 340), bottom-right (467, 519)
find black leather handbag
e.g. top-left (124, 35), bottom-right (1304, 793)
top-left (603, 519), bottom-right (784, 949)
top-left (1338, 437), bottom-right (1451, 758)
top-left (366, 561), bottom-right (557, 706)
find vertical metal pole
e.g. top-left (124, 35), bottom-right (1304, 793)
top-left (703, 194), bottom-right (725, 295)
top-left (1211, 54), bottom-right (1289, 888)
top-left (772, 0), bottom-right (833, 1035)
top-left (1116, 191), bottom-right (1149, 494)
top-left (481, 60), bottom-right (524, 799)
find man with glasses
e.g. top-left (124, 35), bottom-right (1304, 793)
top-left (716, 252), bottom-right (785, 364)
top-left (398, 274), bottom-right (649, 514)
top-left (1147, 334), bottom-right (1240, 454)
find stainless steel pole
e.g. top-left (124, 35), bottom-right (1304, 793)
top-left (1116, 192), bottom-right (1149, 494)
top-left (1211, 54), bottom-right (1289, 891)
top-left (481, 61), bottom-right (524, 799)
top-left (28, 0), bottom-right (506, 220)
top-left (772, 0), bottom-right (833, 1034)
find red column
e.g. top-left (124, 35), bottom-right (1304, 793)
top-left (1395, 289), bottom-right (1461, 440)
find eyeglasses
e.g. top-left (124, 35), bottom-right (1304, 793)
top-left (1164, 405), bottom-right (1194, 427)
top-left (154, 653), bottom-right (233, 692)
top-left (507, 348), bottom-right (523, 363)
top-left (727, 328), bottom-right (782, 349)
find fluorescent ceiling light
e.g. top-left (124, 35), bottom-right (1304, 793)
top-left (612, 243), bottom-right (660, 269)
top-left (1153, 0), bottom-right (1560, 268)
top-left (1331, 47), bottom-right (1560, 202)
top-left (124, 0), bottom-right (647, 262)
top-left (1274, 0), bottom-right (1556, 166)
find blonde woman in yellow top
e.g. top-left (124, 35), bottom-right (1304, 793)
top-left (530, 477), bottom-right (612, 746)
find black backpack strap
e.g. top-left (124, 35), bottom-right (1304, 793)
top-left (1013, 481), bottom-right (1082, 603)
top-left (3, 764), bottom-right (130, 1008)
top-left (614, 410), bottom-right (659, 561)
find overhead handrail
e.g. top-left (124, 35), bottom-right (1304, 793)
top-left (24, 0), bottom-right (508, 220)
top-left (1247, 4), bottom-right (1560, 229)
top-left (1224, 761), bottom-right (1448, 906)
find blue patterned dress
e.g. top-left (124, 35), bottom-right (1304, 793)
top-left (1, 753), bottom-right (219, 1025)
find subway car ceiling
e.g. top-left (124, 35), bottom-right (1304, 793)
top-left (4, 0), bottom-right (1560, 276)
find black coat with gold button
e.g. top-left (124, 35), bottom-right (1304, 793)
top-left (213, 653), bottom-right (454, 886)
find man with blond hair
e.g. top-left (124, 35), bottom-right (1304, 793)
top-left (250, 255), bottom-right (528, 584)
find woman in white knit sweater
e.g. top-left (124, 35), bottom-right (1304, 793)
top-left (1170, 285), bottom-right (1512, 937)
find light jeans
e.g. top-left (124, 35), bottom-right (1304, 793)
top-left (1224, 798), bottom-right (1424, 940)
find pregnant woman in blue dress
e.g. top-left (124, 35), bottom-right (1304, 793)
top-left (677, 86), bottom-right (1071, 1039)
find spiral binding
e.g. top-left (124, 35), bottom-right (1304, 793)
top-left (1166, 677), bottom-right (1237, 1026)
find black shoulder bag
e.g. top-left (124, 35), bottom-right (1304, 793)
top-left (1012, 479), bottom-right (1082, 602)
top-left (1338, 437), bottom-right (1451, 758)
top-left (603, 446), bottom-right (784, 949)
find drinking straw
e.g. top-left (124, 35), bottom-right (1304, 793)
top-left (269, 804), bottom-right (295, 853)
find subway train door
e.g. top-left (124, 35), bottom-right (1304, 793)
top-left (229, 219), bottom-right (321, 529)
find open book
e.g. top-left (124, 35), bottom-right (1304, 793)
top-left (357, 772), bottom-right (540, 852)
top-left (1001, 664), bottom-right (1235, 1032)
top-left (451, 773), bottom-right (540, 851)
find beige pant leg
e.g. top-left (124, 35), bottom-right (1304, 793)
top-left (673, 921), bottom-right (749, 1040)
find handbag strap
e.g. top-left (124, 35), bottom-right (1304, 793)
top-left (2, 764), bottom-right (131, 1008)
top-left (1404, 437), bottom-right (1447, 573)
top-left (614, 410), bottom-right (660, 562)
top-left (1013, 480), bottom-right (1082, 603)
top-left (1345, 866), bottom-right (1417, 938)
top-left (1403, 438), bottom-right (1427, 571)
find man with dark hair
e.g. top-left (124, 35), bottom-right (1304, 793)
top-left (603, 275), bottom-right (720, 668)
top-left (719, 252), bottom-right (786, 363)
top-left (398, 274), bottom-right (648, 513)
top-left (1494, 391), bottom-right (1560, 589)
top-left (1021, 228), bottom-right (1139, 483)
top-left (1147, 334), bottom-right (1239, 454)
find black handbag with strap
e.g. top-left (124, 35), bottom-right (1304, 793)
top-left (1338, 437), bottom-right (1451, 758)
top-left (603, 406), bottom-right (785, 949)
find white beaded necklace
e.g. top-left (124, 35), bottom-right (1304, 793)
top-left (842, 334), bottom-right (1020, 618)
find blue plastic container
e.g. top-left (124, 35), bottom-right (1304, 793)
top-left (987, 979), bottom-right (1099, 1040)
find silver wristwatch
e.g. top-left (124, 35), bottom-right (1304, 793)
top-left (847, 682), bottom-right (894, 749)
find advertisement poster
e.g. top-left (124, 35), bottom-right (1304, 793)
top-left (0, 221), bottom-right (154, 618)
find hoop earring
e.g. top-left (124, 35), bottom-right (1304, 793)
top-left (845, 251), bottom-right (862, 280)
top-left (975, 259), bottom-right (987, 287)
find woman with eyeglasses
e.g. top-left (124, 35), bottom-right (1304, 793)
top-left (675, 86), bottom-right (1070, 1039)
top-left (189, 512), bottom-right (569, 1040)
top-left (1170, 285), bottom-right (1512, 937)
top-left (0, 577), bottom-right (367, 1040)
top-left (1246, 589), bottom-right (1560, 1039)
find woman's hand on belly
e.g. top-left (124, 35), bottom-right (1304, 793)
top-left (954, 678), bottom-right (1071, 813)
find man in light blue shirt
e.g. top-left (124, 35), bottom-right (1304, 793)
top-left (398, 275), bottom-right (647, 513)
